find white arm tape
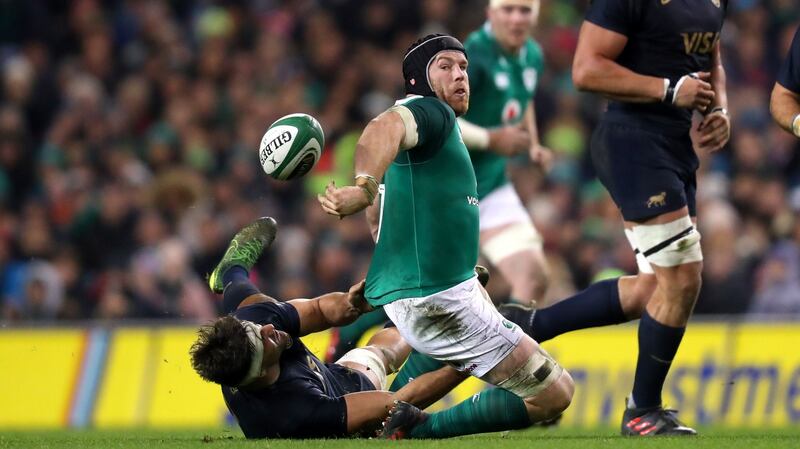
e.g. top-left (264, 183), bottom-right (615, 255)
top-left (457, 118), bottom-right (490, 150)
top-left (387, 105), bottom-right (418, 150)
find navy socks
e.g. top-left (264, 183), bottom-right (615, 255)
top-left (630, 310), bottom-right (686, 409)
top-left (221, 266), bottom-right (259, 314)
top-left (527, 278), bottom-right (625, 343)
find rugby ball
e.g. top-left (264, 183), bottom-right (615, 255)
top-left (259, 113), bottom-right (324, 180)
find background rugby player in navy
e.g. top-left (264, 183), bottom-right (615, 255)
top-left (572, 0), bottom-right (730, 435)
top-left (190, 217), bottom-right (465, 438)
top-left (499, 0), bottom-right (730, 437)
top-left (771, 25), bottom-right (800, 137)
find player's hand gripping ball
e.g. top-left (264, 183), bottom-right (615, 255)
top-left (259, 113), bottom-right (324, 180)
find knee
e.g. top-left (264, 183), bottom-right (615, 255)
top-left (523, 370), bottom-right (574, 423)
top-left (661, 262), bottom-right (703, 304)
top-left (543, 371), bottom-right (574, 420)
top-left (682, 268), bottom-right (702, 299)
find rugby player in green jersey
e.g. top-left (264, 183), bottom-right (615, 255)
top-left (323, 0), bottom-right (549, 366)
top-left (318, 34), bottom-right (574, 439)
top-left (459, 0), bottom-right (553, 308)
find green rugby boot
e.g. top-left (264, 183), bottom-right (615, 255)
top-left (207, 217), bottom-right (277, 293)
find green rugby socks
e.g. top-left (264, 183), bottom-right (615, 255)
top-left (409, 388), bottom-right (531, 438)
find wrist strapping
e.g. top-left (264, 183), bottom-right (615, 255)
top-left (792, 114), bottom-right (800, 138)
top-left (355, 174), bottom-right (379, 205)
top-left (667, 73), bottom-right (699, 105)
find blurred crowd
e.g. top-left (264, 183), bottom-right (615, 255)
top-left (1, 0), bottom-right (799, 322)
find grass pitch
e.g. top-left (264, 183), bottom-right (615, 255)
top-left (1, 428), bottom-right (798, 449)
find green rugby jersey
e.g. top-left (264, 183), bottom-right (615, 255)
top-left (365, 96), bottom-right (480, 306)
top-left (462, 24), bottom-right (545, 199)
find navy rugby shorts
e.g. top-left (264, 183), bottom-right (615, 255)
top-left (590, 121), bottom-right (698, 222)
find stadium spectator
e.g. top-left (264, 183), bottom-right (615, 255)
top-left (0, 1), bottom-right (796, 324)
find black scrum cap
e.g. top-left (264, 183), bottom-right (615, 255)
top-left (402, 34), bottom-right (467, 97)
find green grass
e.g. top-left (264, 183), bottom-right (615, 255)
top-left (1, 428), bottom-right (799, 449)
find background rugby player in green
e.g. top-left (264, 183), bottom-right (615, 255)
top-left (459, 0), bottom-right (552, 308)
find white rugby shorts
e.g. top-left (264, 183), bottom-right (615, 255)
top-left (383, 276), bottom-right (523, 378)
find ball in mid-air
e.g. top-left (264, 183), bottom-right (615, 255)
top-left (259, 113), bottom-right (324, 180)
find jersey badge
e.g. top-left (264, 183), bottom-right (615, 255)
top-left (646, 191), bottom-right (667, 208)
top-left (523, 68), bottom-right (538, 92)
top-left (494, 72), bottom-right (510, 90)
top-left (501, 99), bottom-right (522, 124)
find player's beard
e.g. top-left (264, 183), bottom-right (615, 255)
top-left (448, 90), bottom-right (469, 116)
top-left (435, 83), bottom-right (469, 116)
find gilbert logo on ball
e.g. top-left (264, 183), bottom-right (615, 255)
top-left (259, 113), bottom-right (324, 180)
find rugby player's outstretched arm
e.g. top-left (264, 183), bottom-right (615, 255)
top-left (318, 111), bottom-right (406, 218)
top-left (289, 280), bottom-right (372, 336)
top-left (771, 82), bottom-right (800, 135)
top-left (572, 21), bottom-right (666, 103)
top-left (342, 368), bottom-right (468, 433)
top-left (343, 391), bottom-right (396, 434)
top-left (393, 366), bottom-right (468, 410)
top-left (353, 110), bottom-right (407, 185)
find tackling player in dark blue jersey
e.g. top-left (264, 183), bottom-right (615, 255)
top-left (190, 218), bottom-right (465, 438)
top-left (771, 25), bottom-right (800, 137)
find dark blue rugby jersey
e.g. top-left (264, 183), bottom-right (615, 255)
top-left (585, 0), bottom-right (727, 130)
top-left (777, 25), bottom-right (800, 94)
top-left (222, 302), bottom-right (375, 438)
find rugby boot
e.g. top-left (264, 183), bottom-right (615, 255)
top-left (379, 400), bottom-right (429, 440)
top-left (207, 217), bottom-right (277, 293)
top-left (475, 264), bottom-right (490, 287)
top-left (498, 302), bottom-right (536, 336)
top-left (621, 404), bottom-right (697, 436)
